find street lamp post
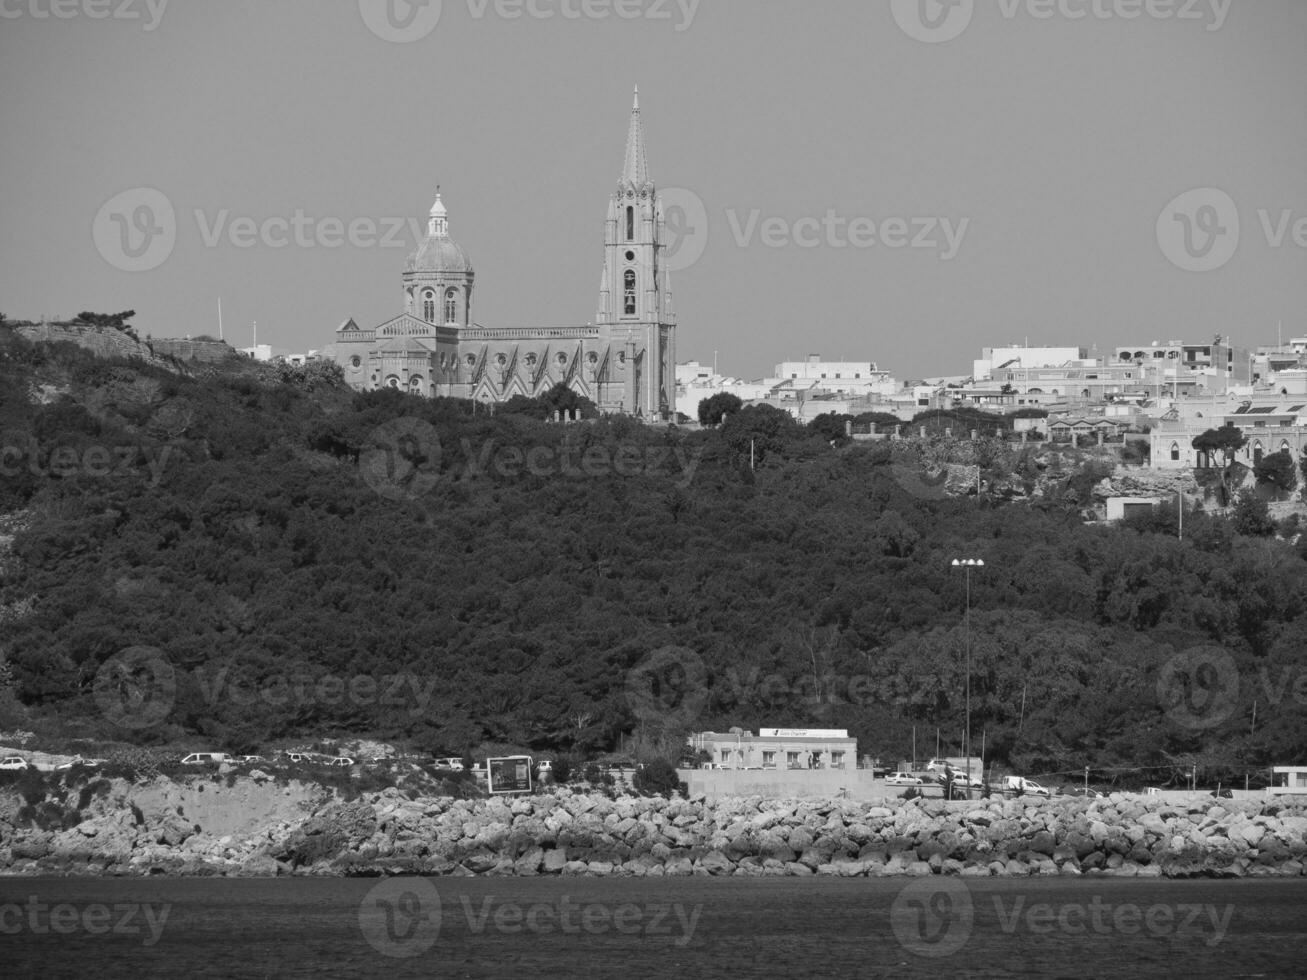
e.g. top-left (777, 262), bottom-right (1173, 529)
top-left (951, 558), bottom-right (985, 799)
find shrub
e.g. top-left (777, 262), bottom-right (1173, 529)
top-left (633, 759), bottom-right (684, 797)
top-left (549, 755), bottom-right (572, 784)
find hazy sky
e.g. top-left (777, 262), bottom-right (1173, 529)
top-left (2, 0), bottom-right (1304, 381)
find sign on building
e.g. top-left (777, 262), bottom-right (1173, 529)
top-left (757, 728), bottom-right (849, 738)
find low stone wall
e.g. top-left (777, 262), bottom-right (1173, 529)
top-left (3, 777), bottom-right (1305, 879)
top-left (149, 338), bottom-right (241, 364)
top-left (683, 768), bottom-right (874, 801)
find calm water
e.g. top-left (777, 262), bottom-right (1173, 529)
top-left (0, 875), bottom-right (1303, 979)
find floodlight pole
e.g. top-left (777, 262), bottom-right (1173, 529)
top-left (951, 557), bottom-right (985, 799)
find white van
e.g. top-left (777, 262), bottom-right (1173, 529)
top-left (180, 752), bottom-right (227, 765)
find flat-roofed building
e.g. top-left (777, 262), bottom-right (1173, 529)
top-left (973, 346), bottom-right (1090, 381)
top-left (688, 728), bottom-right (857, 771)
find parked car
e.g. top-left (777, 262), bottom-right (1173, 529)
top-left (0, 756), bottom-right (30, 771)
top-left (1209, 788), bottom-right (1234, 799)
top-left (1002, 775), bottom-right (1050, 797)
top-left (434, 757), bottom-right (465, 771)
top-left (180, 753), bottom-right (227, 765)
top-left (328, 757), bottom-right (355, 767)
top-left (885, 772), bottom-right (923, 786)
top-left (31, 758), bottom-right (84, 772)
top-left (1066, 787), bottom-right (1105, 799)
top-left (537, 760), bottom-right (553, 774)
top-left (239, 755), bottom-right (266, 764)
top-left (950, 772), bottom-right (985, 789)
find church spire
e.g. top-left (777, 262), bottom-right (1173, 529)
top-left (621, 85), bottom-right (650, 188)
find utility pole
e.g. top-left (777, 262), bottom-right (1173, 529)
top-left (951, 558), bottom-right (985, 798)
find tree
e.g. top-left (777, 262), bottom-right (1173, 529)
top-left (720, 403), bottom-right (804, 465)
top-left (852, 411), bottom-right (903, 433)
top-left (73, 311), bottom-right (138, 338)
top-left (276, 359), bottom-right (345, 392)
top-left (1193, 425), bottom-right (1248, 505)
top-left (808, 412), bottom-right (850, 444)
top-left (540, 383), bottom-right (597, 420)
top-left (698, 392), bottom-right (742, 426)
top-left (501, 384), bottom-right (597, 421)
top-left (1192, 424), bottom-right (1247, 463)
top-left (1254, 449), bottom-right (1297, 496)
top-left (1231, 490), bottom-right (1276, 537)
top-left (633, 759), bottom-right (684, 797)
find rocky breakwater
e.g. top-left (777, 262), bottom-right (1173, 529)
top-left (277, 790), bottom-right (1307, 880)
top-left (0, 772), bottom-right (331, 877)
top-left (4, 779), bottom-right (1306, 879)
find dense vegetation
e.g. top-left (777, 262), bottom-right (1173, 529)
top-left (1, 326), bottom-right (1305, 789)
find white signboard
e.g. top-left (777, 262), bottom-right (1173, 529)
top-left (758, 728), bottom-right (848, 739)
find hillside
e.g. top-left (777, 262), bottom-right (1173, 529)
top-left (0, 324), bottom-right (1305, 787)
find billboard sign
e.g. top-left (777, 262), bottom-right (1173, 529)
top-left (487, 755), bottom-right (533, 794)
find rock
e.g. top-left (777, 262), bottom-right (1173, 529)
top-left (700, 850), bottom-right (733, 875)
top-left (514, 847), bottom-right (544, 875)
top-left (157, 816), bottom-right (194, 847)
top-left (665, 856), bottom-right (693, 876)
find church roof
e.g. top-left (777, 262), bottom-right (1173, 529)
top-left (621, 85), bottom-right (651, 188)
top-left (405, 236), bottom-right (473, 275)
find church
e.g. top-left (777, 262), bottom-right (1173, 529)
top-left (326, 89), bottom-right (678, 419)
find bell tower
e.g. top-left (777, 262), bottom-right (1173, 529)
top-left (596, 87), bottom-right (676, 418)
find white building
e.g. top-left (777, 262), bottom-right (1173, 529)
top-left (972, 346), bottom-right (1089, 381)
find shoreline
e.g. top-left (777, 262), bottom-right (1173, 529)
top-left (3, 776), bottom-right (1305, 880)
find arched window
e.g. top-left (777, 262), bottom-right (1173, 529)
top-left (422, 290), bottom-right (435, 323)
top-left (444, 289), bottom-right (457, 324)
top-left (1170, 442), bottom-right (1180, 462)
top-left (1281, 440), bottom-right (1291, 453)
top-left (626, 206), bottom-right (634, 242)
top-left (623, 270), bottom-right (636, 315)
top-left (1253, 441), bottom-right (1264, 464)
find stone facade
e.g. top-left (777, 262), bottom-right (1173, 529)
top-left (326, 89), bottom-right (677, 419)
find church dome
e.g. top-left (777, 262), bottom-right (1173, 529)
top-left (404, 191), bottom-right (474, 275)
top-left (404, 236), bottom-right (473, 275)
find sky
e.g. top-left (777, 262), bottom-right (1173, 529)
top-left (1, 0), bottom-right (1304, 382)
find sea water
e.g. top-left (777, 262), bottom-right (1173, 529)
top-left (1, 875), bottom-right (1303, 979)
